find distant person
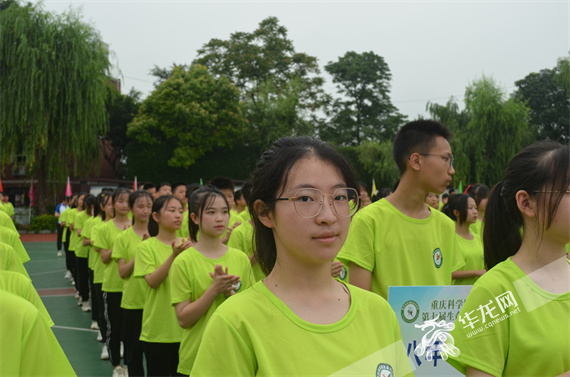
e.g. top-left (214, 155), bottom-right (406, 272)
top-left (142, 183), bottom-right (157, 198)
top-left (209, 177), bottom-right (244, 243)
top-left (439, 192), bottom-right (450, 210)
top-left (466, 183), bottom-right (490, 236)
top-left (371, 187), bottom-right (393, 203)
top-left (359, 182), bottom-right (371, 207)
top-left (448, 141), bottom-right (569, 376)
top-left (442, 194), bottom-right (486, 285)
top-left (338, 120), bottom-right (464, 299)
top-left (0, 191), bottom-right (14, 219)
top-left (55, 197), bottom-right (70, 257)
top-left (155, 182), bottom-right (172, 199)
top-left (425, 192), bottom-right (440, 210)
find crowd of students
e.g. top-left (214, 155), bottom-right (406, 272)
top-left (1, 119), bottom-right (568, 377)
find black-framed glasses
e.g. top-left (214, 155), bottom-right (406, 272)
top-left (276, 188), bottom-right (359, 218)
top-left (419, 153), bottom-right (455, 168)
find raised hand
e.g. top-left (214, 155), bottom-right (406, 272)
top-left (171, 238), bottom-right (193, 257)
top-left (209, 265), bottom-right (240, 295)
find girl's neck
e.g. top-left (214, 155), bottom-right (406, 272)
top-left (455, 222), bottom-right (473, 240)
top-left (132, 221), bottom-right (149, 236)
top-left (114, 213), bottom-right (130, 223)
top-left (194, 234), bottom-right (226, 257)
top-left (265, 251), bottom-right (336, 293)
top-left (156, 227), bottom-right (178, 245)
top-left (477, 209), bottom-right (485, 221)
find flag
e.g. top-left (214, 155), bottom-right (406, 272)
top-left (458, 181), bottom-right (463, 193)
top-left (200, 178), bottom-right (203, 186)
top-left (371, 178), bottom-right (378, 196)
top-left (133, 176), bottom-right (138, 191)
top-left (0, 177), bottom-right (3, 193)
top-left (28, 181), bottom-right (35, 207)
top-left (65, 177), bottom-right (72, 197)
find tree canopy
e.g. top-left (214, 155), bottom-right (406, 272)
top-left (0, 1), bottom-right (111, 213)
top-left (127, 65), bottom-right (247, 170)
top-left (322, 51), bottom-right (406, 146)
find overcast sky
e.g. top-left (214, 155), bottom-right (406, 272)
top-left (35, 0), bottom-right (568, 119)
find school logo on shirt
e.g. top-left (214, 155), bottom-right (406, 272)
top-left (375, 363), bottom-right (393, 377)
top-left (401, 300), bottom-right (420, 323)
top-left (339, 266), bottom-right (347, 281)
top-left (433, 248), bottom-right (443, 268)
top-left (232, 281), bottom-right (242, 292)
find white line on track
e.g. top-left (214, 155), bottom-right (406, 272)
top-left (28, 269), bottom-right (67, 276)
top-left (52, 325), bottom-right (98, 333)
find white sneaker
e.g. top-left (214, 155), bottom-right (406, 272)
top-left (81, 301), bottom-right (91, 312)
top-left (100, 345), bottom-right (109, 360)
top-left (74, 292), bottom-right (80, 300)
top-left (120, 341), bottom-right (124, 358)
top-left (123, 365), bottom-right (128, 376)
top-left (91, 321), bottom-right (99, 330)
top-left (71, 279), bottom-right (75, 286)
top-left (112, 366), bottom-right (125, 377)
top-left (97, 330), bottom-right (103, 342)
top-left (64, 271), bottom-right (72, 279)
top-left (57, 250), bottom-right (62, 257)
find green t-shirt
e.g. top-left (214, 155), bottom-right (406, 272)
top-left (447, 257), bottom-right (570, 376)
top-left (453, 234), bottom-right (485, 286)
top-left (222, 211), bottom-right (244, 240)
top-left (66, 209), bottom-right (79, 252)
top-left (191, 281), bottom-right (414, 377)
top-left (176, 211), bottom-right (190, 240)
top-left (170, 246), bottom-right (252, 375)
top-left (0, 227), bottom-right (29, 264)
top-left (0, 291), bottom-right (76, 376)
top-left (82, 216), bottom-right (102, 271)
top-left (134, 237), bottom-right (183, 343)
top-left (73, 211), bottom-right (90, 258)
top-left (0, 270), bottom-right (54, 327)
top-left (0, 210), bottom-right (17, 233)
top-left (0, 242), bottom-right (29, 278)
top-left (469, 219), bottom-right (484, 237)
top-left (59, 209), bottom-right (70, 240)
top-left (90, 220), bottom-right (108, 284)
top-left (93, 220), bottom-right (125, 292)
top-left (227, 221), bottom-right (266, 283)
top-left (338, 199), bottom-right (464, 299)
top-left (2, 201), bottom-right (14, 217)
top-left (238, 207), bottom-right (251, 222)
top-left (112, 227), bottom-right (149, 310)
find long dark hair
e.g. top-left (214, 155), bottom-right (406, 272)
top-left (148, 195), bottom-right (183, 237)
top-left (83, 194), bottom-right (95, 217)
top-left (483, 141), bottom-right (569, 269)
top-left (442, 194), bottom-right (470, 225)
top-left (187, 186), bottom-right (228, 243)
top-left (248, 136), bottom-right (359, 276)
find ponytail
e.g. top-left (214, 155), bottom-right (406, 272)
top-left (483, 181), bottom-right (523, 270)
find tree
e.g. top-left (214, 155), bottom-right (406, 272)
top-left (513, 57), bottom-right (569, 144)
top-left (322, 51), bottom-right (406, 146)
top-left (464, 76), bottom-right (531, 186)
top-left (355, 140), bottom-right (400, 189)
top-left (426, 98), bottom-right (472, 186)
top-left (194, 17), bottom-right (327, 146)
top-left (127, 65), bottom-right (247, 170)
top-left (101, 87), bottom-right (141, 179)
top-left (0, 2), bottom-right (111, 214)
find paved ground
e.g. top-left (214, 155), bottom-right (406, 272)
top-left (23, 235), bottom-right (112, 377)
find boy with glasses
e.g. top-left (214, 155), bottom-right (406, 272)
top-left (338, 120), bottom-right (464, 299)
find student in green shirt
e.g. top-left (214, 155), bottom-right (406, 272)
top-left (448, 141), bottom-right (570, 376)
top-left (74, 194), bottom-right (94, 309)
top-left (442, 194), bottom-right (486, 285)
top-left (338, 120), bottom-right (463, 299)
top-left (191, 136), bottom-right (413, 376)
top-left (171, 186), bottom-right (250, 375)
top-left (114, 190), bottom-right (153, 377)
top-left (209, 177), bottom-right (244, 243)
top-left (60, 194), bottom-right (77, 281)
top-left (95, 188), bottom-right (132, 376)
top-left (134, 195), bottom-right (192, 377)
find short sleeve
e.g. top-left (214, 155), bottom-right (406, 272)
top-left (134, 242), bottom-right (157, 278)
top-left (447, 284), bottom-right (509, 376)
top-left (337, 212), bottom-right (376, 272)
top-left (170, 257), bottom-right (192, 305)
top-left (451, 233), bottom-right (466, 272)
top-left (93, 223), bottom-right (109, 250)
top-left (190, 312), bottom-right (256, 377)
top-left (112, 233), bottom-right (127, 261)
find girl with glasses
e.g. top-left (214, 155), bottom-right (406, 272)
top-left (190, 136), bottom-right (413, 376)
top-left (447, 141), bottom-right (569, 376)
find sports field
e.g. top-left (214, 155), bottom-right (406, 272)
top-left (23, 235), bottom-right (112, 376)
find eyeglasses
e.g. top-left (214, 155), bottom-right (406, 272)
top-left (276, 188), bottom-right (359, 218)
top-left (419, 153), bottom-right (455, 168)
